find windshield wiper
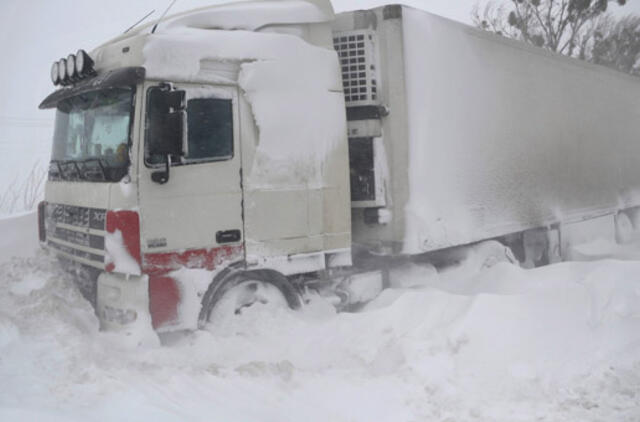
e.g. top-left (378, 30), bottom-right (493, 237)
top-left (80, 158), bottom-right (108, 181)
top-left (49, 160), bottom-right (67, 181)
top-left (51, 160), bottom-right (85, 181)
top-left (51, 159), bottom-right (95, 181)
top-left (67, 161), bottom-right (85, 181)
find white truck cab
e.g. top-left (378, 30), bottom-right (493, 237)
top-left (39, 0), bottom-right (351, 332)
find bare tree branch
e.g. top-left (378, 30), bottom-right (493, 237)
top-left (472, 0), bottom-right (635, 75)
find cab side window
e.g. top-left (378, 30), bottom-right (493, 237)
top-left (145, 92), bottom-right (233, 166)
top-left (186, 98), bottom-right (233, 161)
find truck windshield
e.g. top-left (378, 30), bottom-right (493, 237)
top-left (50, 87), bottom-right (134, 182)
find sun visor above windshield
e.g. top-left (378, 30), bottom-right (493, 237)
top-left (39, 67), bottom-right (145, 109)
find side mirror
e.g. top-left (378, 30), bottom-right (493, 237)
top-left (146, 86), bottom-right (186, 184)
top-left (148, 110), bottom-right (185, 156)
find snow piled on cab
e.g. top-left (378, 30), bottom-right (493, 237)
top-left (160, 0), bottom-right (333, 32)
top-left (2, 208), bottom-right (640, 420)
top-left (114, 0), bottom-right (333, 39)
top-left (143, 24), bottom-right (346, 188)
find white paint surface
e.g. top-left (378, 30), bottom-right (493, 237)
top-left (400, 7), bottom-right (640, 253)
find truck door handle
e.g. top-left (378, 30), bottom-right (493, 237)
top-left (216, 229), bottom-right (241, 244)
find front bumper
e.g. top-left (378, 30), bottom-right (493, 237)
top-left (96, 271), bottom-right (150, 332)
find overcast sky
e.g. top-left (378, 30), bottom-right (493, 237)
top-left (0, 0), bottom-right (637, 124)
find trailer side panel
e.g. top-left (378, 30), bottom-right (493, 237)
top-left (389, 7), bottom-right (640, 253)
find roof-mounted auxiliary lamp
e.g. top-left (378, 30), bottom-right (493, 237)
top-left (50, 49), bottom-right (96, 87)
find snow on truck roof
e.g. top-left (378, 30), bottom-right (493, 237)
top-left (92, 0), bottom-right (338, 83)
top-left (95, 0), bottom-right (346, 189)
top-left (104, 0), bottom-right (335, 45)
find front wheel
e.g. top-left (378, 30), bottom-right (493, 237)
top-left (198, 270), bottom-right (301, 328)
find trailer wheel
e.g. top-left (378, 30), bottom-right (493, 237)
top-left (198, 270), bottom-right (301, 328)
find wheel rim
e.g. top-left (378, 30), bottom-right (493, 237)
top-left (208, 280), bottom-right (289, 324)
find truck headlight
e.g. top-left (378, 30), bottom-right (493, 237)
top-left (75, 49), bottom-right (94, 76)
top-left (66, 54), bottom-right (76, 80)
top-left (102, 285), bottom-right (121, 302)
top-left (48, 49), bottom-right (95, 86)
top-left (102, 305), bottom-right (137, 325)
top-left (50, 61), bottom-right (60, 85)
top-left (58, 59), bottom-right (67, 85)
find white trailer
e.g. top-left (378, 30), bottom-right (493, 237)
top-left (335, 5), bottom-right (640, 260)
top-left (37, 1), bottom-right (640, 333)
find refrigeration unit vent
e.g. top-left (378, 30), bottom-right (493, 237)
top-left (332, 30), bottom-right (379, 106)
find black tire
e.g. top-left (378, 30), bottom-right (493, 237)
top-left (198, 269), bottom-right (301, 328)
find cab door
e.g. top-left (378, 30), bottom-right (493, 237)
top-left (138, 83), bottom-right (244, 273)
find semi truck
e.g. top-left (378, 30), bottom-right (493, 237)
top-left (38, 0), bottom-right (640, 333)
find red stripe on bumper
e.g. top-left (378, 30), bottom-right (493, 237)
top-left (143, 245), bottom-right (243, 275)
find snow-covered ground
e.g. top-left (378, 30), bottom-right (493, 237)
top-left (1, 213), bottom-right (639, 421)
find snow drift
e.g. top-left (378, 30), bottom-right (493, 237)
top-left (0, 211), bottom-right (38, 263)
top-left (0, 212), bottom-right (639, 421)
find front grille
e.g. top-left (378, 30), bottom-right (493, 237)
top-left (45, 203), bottom-right (106, 269)
top-left (48, 203), bottom-right (106, 229)
top-left (50, 226), bottom-right (105, 250)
